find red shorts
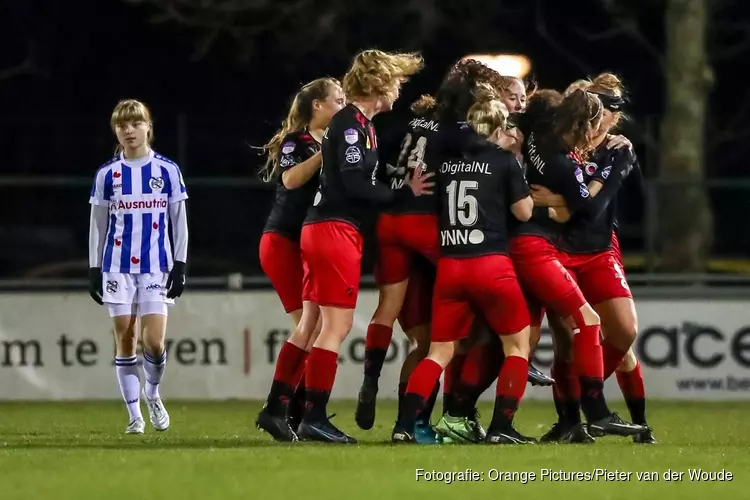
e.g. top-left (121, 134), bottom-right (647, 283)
top-left (509, 236), bottom-right (587, 320)
top-left (611, 232), bottom-right (624, 268)
top-left (431, 255), bottom-right (530, 343)
top-left (565, 251), bottom-right (632, 306)
top-left (397, 257), bottom-right (436, 332)
top-left (300, 221), bottom-right (363, 309)
top-left (374, 213), bottom-right (439, 284)
top-left (259, 232), bottom-right (305, 313)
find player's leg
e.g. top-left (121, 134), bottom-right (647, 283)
top-left (527, 317), bottom-right (554, 387)
top-left (469, 256), bottom-right (533, 444)
top-left (257, 244), bottom-right (319, 441)
top-left (286, 304), bottom-right (322, 433)
top-left (393, 259), bottom-right (474, 443)
top-left (102, 273), bottom-right (144, 434)
top-left (259, 232), bottom-right (305, 330)
top-left (615, 349), bottom-right (655, 443)
top-left (137, 272), bottom-right (174, 432)
top-left (356, 215), bottom-right (410, 430)
top-left (511, 237), bottom-right (644, 437)
top-left (297, 221), bottom-right (362, 444)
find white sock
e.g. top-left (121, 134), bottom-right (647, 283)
top-left (115, 356), bottom-right (142, 421)
top-left (143, 350), bottom-right (167, 400)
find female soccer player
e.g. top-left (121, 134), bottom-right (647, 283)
top-left (531, 74), bottom-right (655, 443)
top-left (394, 85), bottom-right (535, 444)
top-left (88, 99), bottom-right (188, 434)
top-left (298, 49), bottom-right (431, 443)
top-left (509, 89), bottom-right (646, 441)
top-left (255, 78), bottom-right (345, 442)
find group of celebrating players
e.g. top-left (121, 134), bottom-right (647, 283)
top-left (255, 48), bottom-right (656, 446)
top-left (85, 45), bottom-right (655, 442)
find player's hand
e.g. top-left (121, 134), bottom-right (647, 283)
top-left (88, 267), bottom-right (103, 305)
top-left (166, 261), bottom-right (186, 299)
top-left (530, 184), bottom-right (565, 207)
top-left (606, 134), bottom-right (632, 150)
top-left (405, 168), bottom-right (434, 196)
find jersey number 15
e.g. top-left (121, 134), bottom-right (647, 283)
top-left (446, 180), bottom-right (478, 227)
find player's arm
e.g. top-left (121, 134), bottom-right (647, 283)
top-left (338, 129), bottom-right (416, 205)
top-left (87, 169), bottom-right (110, 304)
top-left (282, 149), bottom-right (322, 190)
top-left (505, 154), bottom-right (533, 222)
top-left (580, 148), bottom-right (636, 220)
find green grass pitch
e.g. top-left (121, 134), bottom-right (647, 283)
top-left (0, 400), bottom-right (746, 499)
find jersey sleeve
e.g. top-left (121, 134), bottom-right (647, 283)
top-left (505, 155), bottom-right (531, 204)
top-left (585, 148), bottom-right (636, 220)
top-left (548, 153), bottom-right (593, 214)
top-left (88, 168), bottom-right (111, 207)
top-left (167, 164), bottom-right (189, 204)
top-left (338, 124), bottom-right (410, 205)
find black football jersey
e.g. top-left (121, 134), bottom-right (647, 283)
top-left (437, 140), bottom-right (530, 258)
top-left (512, 133), bottom-right (595, 241)
top-left (383, 114), bottom-right (441, 215)
top-left (305, 104), bottom-right (413, 230)
top-left (263, 131), bottom-right (320, 239)
top-left (559, 144), bottom-right (637, 253)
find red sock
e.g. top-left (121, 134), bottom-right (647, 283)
top-left (460, 344), bottom-right (486, 387)
top-left (365, 324), bottom-right (393, 350)
top-left (273, 342), bottom-right (307, 386)
top-left (496, 355), bottom-right (528, 401)
top-left (571, 320), bottom-right (604, 379)
top-left (405, 359), bottom-right (443, 401)
top-left (305, 347), bottom-right (338, 393)
top-left (602, 339), bottom-right (628, 380)
top-left (551, 358), bottom-right (570, 400)
top-left (616, 363), bottom-right (645, 399)
top-left (443, 353), bottom-right (467, 396)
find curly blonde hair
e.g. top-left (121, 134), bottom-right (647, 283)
top-left (342, 49), bottom-right (424, 102)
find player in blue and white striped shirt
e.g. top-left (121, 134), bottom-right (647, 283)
top-left (88, 99), bottom-right (189, 434)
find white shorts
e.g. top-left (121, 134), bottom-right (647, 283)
top-left (102, 272), bottom-right (174, 318)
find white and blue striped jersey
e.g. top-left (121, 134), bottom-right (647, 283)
top-left (89, 150), bottom-right (188, 274)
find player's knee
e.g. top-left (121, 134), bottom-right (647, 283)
top-left (373, 280), bottom-right (409, 324)
top-left (500, 327), bottom-right (531, 360)
top-left (617, 348), bottom-right (638, 372)
top-left (578, 303), bottom-right (600, 326)
top-left (427, 341), bottom-right (455, 368)
top-left (113, 319), bottom-right (138, 353)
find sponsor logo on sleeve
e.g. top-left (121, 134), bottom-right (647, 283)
top-left (281, 141), bottom-right (296, 154)
top-left (344, 128), bottom-right (359, 145)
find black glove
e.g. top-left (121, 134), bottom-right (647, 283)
top-left (166, 261), bottom-right (186, 299)
top-left (88, 267), bottom-right (103, 305)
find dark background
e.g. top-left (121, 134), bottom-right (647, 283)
top-left (1, 0), bottom-right (748, 279)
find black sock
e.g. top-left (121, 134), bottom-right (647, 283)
top-left (417, 381), bottom-right (440, 425)
top-left (288, 382), bottom-right (306, 424)
top-left (304, 389), bottom-right (330, 422)
top-left (397, 393), bottom-right (425, 430)
top-left (579, 376), bottom-right (610, 421)
top-left (489, 396), bottom-right (519, 430)
top-left (625, 397), bottom-right (646, 425)
top-left (364, 349), bottom-right (387, 380)
top-left (553, 394), bottom-right (566, 423)
top-left (397, 382), bottom-right (408, 422)
top-left (266, 380), bottom-right (294, 416)
top-left (563, 399), bottom-right (582, 425)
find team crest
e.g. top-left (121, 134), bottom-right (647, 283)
top-left (345, 146), bottom-right (361, 164)
top-left (106, 280), bottom-right (118, 294)
top-left (585, 162), bottom-right (598, 176)
top-left (149, 176), bottom-right (165, 191)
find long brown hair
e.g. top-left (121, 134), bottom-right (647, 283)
top-left (553, 89), bottom-right (603, 155)
top-left (111, 99), bottom-right (153, 155)
top-left (565, 72), bottom-right (628, 129)
top-left (261, 77), bottom-right (339, 181)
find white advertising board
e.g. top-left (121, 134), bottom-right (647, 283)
top-left (0, 292), bottom-right (748, 400)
